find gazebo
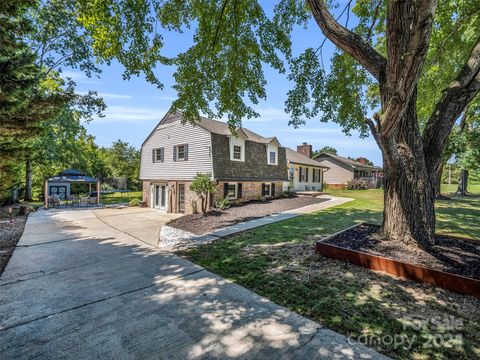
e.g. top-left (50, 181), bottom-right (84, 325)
top-left (44, 169), bottom-right (100, 208)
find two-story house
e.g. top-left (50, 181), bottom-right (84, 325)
top-left (140, 109), bottom-right (288, 214)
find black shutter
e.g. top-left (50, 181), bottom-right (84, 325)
top-left (152, 149), bottom-right (156, 163)
top-left (271, 183), bottom-right (275, 197)
top-left (224, 183), bottom-right (229, 198)
top-left (261, 183), bottom-right (266, 196)
top-left (237, 183), bottom-right (243, 198)
top-left (173, 146), bottom-right (177, 161)
top-left (306, 168), bottom-right (309, 182)
top-left (299, 167), bottom-right (302, 182)
top-left (184, 144), bottom-right (189, 160)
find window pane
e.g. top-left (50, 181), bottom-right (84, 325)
top-left (177, 145), bottom-right (185, 159)
top-left (264, 184), bottom-right (270, 196)
top-left (227, 184), bottom-right (236, 198)
top-left (269, 151), bottom-right (276, 164)
top-left (233, 145), bottom-right (241, 160)
top-left (155, 148), bottom-right (163, 162)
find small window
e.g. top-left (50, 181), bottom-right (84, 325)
top-left (154, 148), bottom-right (164, 162)
top-left (264, 184), bottom-right (271, 197)
top-left (177, 145), bottom-right (186, 160)
top-left (227, 184), bottom-right (237, 199)
top-left (269, 151), bottom-right (276, 164)
top-left (233, 145), bottom-right (242, 160)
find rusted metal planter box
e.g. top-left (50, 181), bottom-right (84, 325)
top-left (315, 223), bottom-right (480, 299)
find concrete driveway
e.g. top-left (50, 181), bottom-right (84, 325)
top-left (0, 209), bottom-right (385, 359)
top-left (93, 207), bottom-right (182, 246)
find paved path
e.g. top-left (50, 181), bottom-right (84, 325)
top-left (93, 207), bottom-right (182, 246)
top-left (161, 196), bottom-right (354, 249)
top-left (0, 208), bottom-right (385, 359)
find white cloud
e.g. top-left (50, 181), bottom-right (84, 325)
top-left (156, 95), bottom-right (176, 101)
top-left (242, 107), bottom-right (291, 122)
top-left (98, 92), bottom-right (132, 100)
top-left (93, 105), bottom-right (166, 123)
top-left (61, 71), bottom-right (99, 84)
top-left (77, 91), bottom-right (132, 100)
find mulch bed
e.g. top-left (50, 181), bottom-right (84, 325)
top-left (168, 196), bottom-right (328, 235)
top-left (0, 215), bottom-right (27, 275)
top-left (323, 223), bottom-right (480, 280)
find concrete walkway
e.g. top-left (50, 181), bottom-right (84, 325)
top-left (161, 196), bottom-right (354, 249)
top-left (0, 208), bottom-right (385, 359)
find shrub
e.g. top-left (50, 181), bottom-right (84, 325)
top-left (215, 198), bottom-right (230, 210)
top-left (189, 173), bottom-right (216, 214)
top-left (346, 178), bottom-right (369, 190)
top-left (129, 198), bottom-right (141, 206)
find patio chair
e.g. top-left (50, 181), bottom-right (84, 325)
top-left (52, 195), bottom-right (61, 207)
top-left (88, 196), bottom-right (97, 205)
top-left (80, 196), bottom-right (89, 207)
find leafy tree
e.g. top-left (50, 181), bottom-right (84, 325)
top-left (99, 141), bottom-right (141, 190)
top-left (314, 146), bottom-right (338, 156)
top-left (189, 173), bottom-right (216, 214)
top-left (0, 0), bottom-right (71, 201)
top-left (74, 1), bottom-right (480, 249)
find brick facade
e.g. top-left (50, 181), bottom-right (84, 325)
top-left (213, 181), bottom-right (283, 205)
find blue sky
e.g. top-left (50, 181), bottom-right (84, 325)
top-left (65, 2), bottom-right (382, 165)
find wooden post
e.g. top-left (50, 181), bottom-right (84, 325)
top-left (44, 181), bottom-right (48, 209)
top-left (89, 183), bottom-right (92, 195)
top-left (96, 181), bottom-right (100, 205)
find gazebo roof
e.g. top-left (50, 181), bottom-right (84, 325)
top-left (47, 169), bottom-right (98, 183)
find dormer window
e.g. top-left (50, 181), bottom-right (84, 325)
top-left (229, 136), bottom-right (245, 161)
top-left (267, 143), bottom-right (278, 165)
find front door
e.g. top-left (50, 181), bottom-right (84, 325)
top-left (178, 184), bottom-right (185, 213)
top-left (153, 184), bottom-right (167, 211)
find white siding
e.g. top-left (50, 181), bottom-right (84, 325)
top-left (316, 158), bottom-right (353, 185)
top-left (140, 121), bottom-right (213, 180)
top-left (284, 164), bottom-right (324, 191)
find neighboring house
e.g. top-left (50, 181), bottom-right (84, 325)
top-left (313, 152), bottom-right (382, 188)
top-left (284, 143), bottom-right (329, 192)
top-left (140, 109), bottom-right (288, 214)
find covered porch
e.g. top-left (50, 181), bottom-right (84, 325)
top-left (43, 169), bottom-right (101, 209)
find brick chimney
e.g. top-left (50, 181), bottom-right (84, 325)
top-left (297, 142), bottom-right (312, 158)
top-left (357, 157), bottom-right (367, 165)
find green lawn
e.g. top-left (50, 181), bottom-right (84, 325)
top-left (441, 183), bottom-right (480, 195)
top-left (184, 188), bottom-right (480, 359)
top-left (100, 191), bottom-right (142, 205)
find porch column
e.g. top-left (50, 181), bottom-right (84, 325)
top-left (96, 181), bottom-right (100, 204)
top-left (44, 180), bottom-right (48, 208)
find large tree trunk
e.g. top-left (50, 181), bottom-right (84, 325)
top-left (377, 96), bottom-right (436, 249)
top-left (24, 158), bottom-right (33, 202)
top-left (456, 170), bottom-right (469, 196)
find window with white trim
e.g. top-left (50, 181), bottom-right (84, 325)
top-left (229, 137), bottom-right (245, 161)
top-left (266, 143), bottom-right (278, 165)
top-left (227, 183), bottom-right (237, 199)
top-left (269, 151), bottom-right (276, 164)
top-left (233, 145), bottom-right (242, 160)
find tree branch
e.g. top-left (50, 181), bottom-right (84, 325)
top-left (380, 0), bottom-right (437, 136)
top-left (307, 0), bottom-right (386, 80)
top-left (423, 37), bottom-right (480, 174)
